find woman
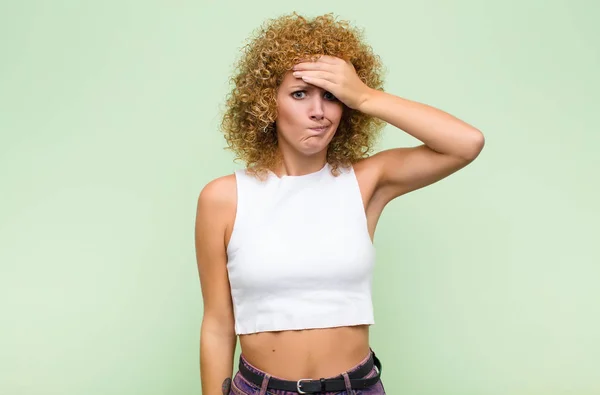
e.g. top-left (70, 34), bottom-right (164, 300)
top-left (195, 12), bottom-right (484, 395)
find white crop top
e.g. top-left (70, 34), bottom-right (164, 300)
top-left (226, 163), bottom-right (376, 335)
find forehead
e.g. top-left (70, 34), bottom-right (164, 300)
top-left (278, 70), bottom-right (319, 91)
top-left (279, 70), bottom-right (300, 86)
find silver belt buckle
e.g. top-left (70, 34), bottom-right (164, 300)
top-left (296, 378), bottom-right (311, 394)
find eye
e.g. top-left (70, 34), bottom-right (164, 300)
top-left (292, 90), bottom-right (306, 99)
top-left (324, 91), bottom-right (337, 101)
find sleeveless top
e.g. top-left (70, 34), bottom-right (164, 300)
top-left (226, 162), bottom-right (376, 335)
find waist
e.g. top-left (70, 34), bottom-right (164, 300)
top-left (239, 325), bottom-right (370, 380)
top-left (232, 294), bottom-right (374, 334)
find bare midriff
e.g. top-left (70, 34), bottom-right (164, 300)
top-left (238, 325), bottom-right (371, 380)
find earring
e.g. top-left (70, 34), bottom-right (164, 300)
top-left (263, 123), bottom-right (274, 134)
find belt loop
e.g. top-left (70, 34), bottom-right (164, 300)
top-left (258, 373), bottom-right (271, 395)
top-left (320, 378), bottom-right (326, 392)
top-left (342, 372), bottom-right (355, 395)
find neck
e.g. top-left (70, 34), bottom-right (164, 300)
top-left (271, 150), bottom-right (328, 177)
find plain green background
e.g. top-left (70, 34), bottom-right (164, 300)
top-left (1, 1), bottom-right (598, 394)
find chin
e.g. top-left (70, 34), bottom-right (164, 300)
top-left (300, 140), bottom-right (331, 156)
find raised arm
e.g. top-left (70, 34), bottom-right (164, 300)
top-left (194, 175), bottom-right (237, 395)
top-left (360, 90), bottom-right (485, 204)
top-left (291, 55), bottom-right (485, 204)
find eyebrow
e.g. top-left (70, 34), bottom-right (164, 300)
top-left (288, 84), bottom-right (312, 90)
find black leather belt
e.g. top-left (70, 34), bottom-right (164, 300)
top-left (238, 352), bottom-right (382, 394)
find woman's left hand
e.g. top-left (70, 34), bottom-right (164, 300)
top-left (292, 55), bottom-right (373, 110)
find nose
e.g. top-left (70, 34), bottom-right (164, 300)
top-left (309, 96), bottom-right (325, 121)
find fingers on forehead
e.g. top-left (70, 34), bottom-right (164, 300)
top-left (295, 54), bottom-right (338, 64)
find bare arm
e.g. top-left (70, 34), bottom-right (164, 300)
top-left (359, 90), bottom-right (485, 203)
top-left (291, 55), bottom-right (483, 202)
top-left (195, 175), bottom-right (237, 395)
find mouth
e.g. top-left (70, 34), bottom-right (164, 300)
top-left (309, 125), bottom-right (329, 133)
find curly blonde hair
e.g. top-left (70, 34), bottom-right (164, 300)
top-left (220, 12), bottom-right (386, 177)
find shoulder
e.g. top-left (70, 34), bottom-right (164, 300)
top-left (351, 155), bottom-right (382, 192)
top-left (352, 149), bottom-right (409, 179)
top-left (196, 174), bottom-right (237, 226)
top-left (352, 155), bottom-right (381, 180)
top-left (199, 174), bottom-right (237, 203)
top-left (351, 149), bottom-right (418, 207)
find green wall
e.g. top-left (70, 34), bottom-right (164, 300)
top-left (1, 1), bottom-right (598, 394)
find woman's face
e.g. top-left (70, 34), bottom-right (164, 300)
top-left (274, 71), bottom-right (344, 157)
